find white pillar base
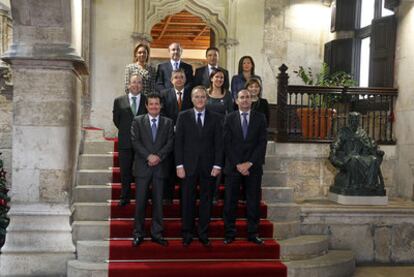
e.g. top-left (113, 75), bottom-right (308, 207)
top-left (0, 203), bottom-right (75, 276)
top-left (328, 192), bottom-right (388, 205)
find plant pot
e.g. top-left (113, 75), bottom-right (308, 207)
top-left (296, 108), bottom-right (336, 139)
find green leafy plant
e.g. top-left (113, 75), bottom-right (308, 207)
top-left (294, 63), bottom-right (356, 107)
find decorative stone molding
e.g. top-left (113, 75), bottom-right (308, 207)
top-left (218, 38), bottom-right (239, 49)
top-left (131, 32), bottom-right (153, 45)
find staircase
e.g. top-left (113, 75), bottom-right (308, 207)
top-left (67, 128), bottom-right (355, 276)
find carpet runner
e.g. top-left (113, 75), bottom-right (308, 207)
top-left (108, 139), bottom-right (287, 277)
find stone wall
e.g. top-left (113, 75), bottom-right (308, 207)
top-left (275, 143), bottom-right (397, 200)
top-left (394, 0), bottom-right (414, 200)
top-left (263, 0), bottom-right (333, 103)
top-left (301, 202), bottom-right (414, 263)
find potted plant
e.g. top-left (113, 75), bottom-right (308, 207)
top-left (294, 63), bottom-right (356, 139)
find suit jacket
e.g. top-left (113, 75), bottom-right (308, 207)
top-left (194, 65), bottom-right (229, 91)
top-left (155, 61), bottom-right (194, 93)
top-left (223, 110), bottom-right (267, 176)
top-left (131, 114), bottom-right (174, 178)
top-left (175, 109), bottom-right (223, 176)
top-left (112, 94), bottom-right (147, 149)
top-left (160, 87), bottom-right (193, 125)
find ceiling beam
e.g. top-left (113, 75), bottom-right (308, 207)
top-left (158, 15), bottom-right (172, 40)
top-left (193, 26), bottom-right (209, 41)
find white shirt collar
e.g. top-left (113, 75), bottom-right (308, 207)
top-left (149, 114), bottom-right (159, 123)
top-left (171, 59), bottom-right (181, 67)
top-left (128, 92), bottom-right (141, 100)
top-left (193, 108), bottom-right (206, 115)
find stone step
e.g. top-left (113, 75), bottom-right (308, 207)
top-left (263, 155), bottom-right (281, 171)
top-left (262, 170), bottom-right (287, 187)
top-left (83, 128), bottom-right (105, 141)
top-left (73, 185), bottom-right (112, 202)
top-left (262, 187), bottom-right (294, 203)
top-left (266, 141), bottom-right (276, 155)
top-left (73, 184), bottom-right (292, 203)
top-left (272, 220), bottom-right (301, 240)
top-left (67, 260), bottom-right (107, 277)
top-left (77, 169), bottom-right (287, 187)
top-left (78, 154), bottom-right (113, 170)
top-left (284, 250), bottom-right (355, 277)
top-left (77, 241), bottom-right (109, 263)
top-left (266, 203), bottom-right (300, 221)
top-left (72, 221), bottom-right (109, 242)
top-left (279, 235), bottom-right (329, 261)
top-left (78, 153), bottom-right (281, 171)
top-left (77, 169), bottom-right (112, 185)
top-left (82, 140), bottom-right (114, 154)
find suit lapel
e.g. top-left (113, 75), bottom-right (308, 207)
top-left (143, 114), bottom-right (153, 142)
top-left (204, 66), bottom-right (210, 83)
top-left (235, 111), bottom-right (244, 140)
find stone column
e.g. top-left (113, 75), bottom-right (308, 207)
top-left (0, 0), bottom-right (86, 276)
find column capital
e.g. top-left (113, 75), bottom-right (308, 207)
top-left (219, 38), bottom-right (239, 49)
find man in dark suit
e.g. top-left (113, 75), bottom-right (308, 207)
top-left (112, 74), bottom-right (147, 207)
top-left (130, 93), bottom-right (174, 247)
top-left (175, 86), bottom-right (223, 247)
top-left (160, 69), bottom-right (193, 125)
top-left (160, 69), bottom-right (193, 204)
top-left (194, 47), bottom-right (229, 90)
top-left (156, 42), bottom-right (193, 93)
top-left (223, 89), bottom-right (267, 245)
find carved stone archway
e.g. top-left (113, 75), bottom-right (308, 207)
top-left (132, 0), bottom-right (239, 73)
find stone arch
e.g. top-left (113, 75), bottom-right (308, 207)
top-left (133, 0), bottom-right (235, 67)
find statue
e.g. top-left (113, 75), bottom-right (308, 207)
top-left (329, 112), bottom-right (386, 196)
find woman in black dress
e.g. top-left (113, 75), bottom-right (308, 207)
top-left (245, 77), bottom-right (269, 127)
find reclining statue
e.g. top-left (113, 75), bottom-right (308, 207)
top-left (329, 112), bottom-right (386, 196)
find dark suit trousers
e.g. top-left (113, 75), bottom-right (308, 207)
top-left (134, 175), bottom-right (164, 239)
top-left (181, 165), bottom-right (215, 240)
top-left (118, 148), bottom-right (135, 200)
top-left (224, 173), bottom-right (262, 238)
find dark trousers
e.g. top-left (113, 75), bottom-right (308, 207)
top-left (133, 175), bottom-right (164, 239)
top-left (181, 167), bottom-right (215, 240)
top-left (164, 154), bottom-right (176, 201)
top-left (118, 148), bottom-right (134, 200)
top-left (223, 173), bottom-right (262, 239)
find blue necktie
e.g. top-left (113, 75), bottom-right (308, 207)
top-left (197, 112), bottom-right (203, 129)
top-left (174, 62), bottom-right (179, 70)
top-left (151, 118), bottom-right (157, 142)
top-left (242, 112), bottom-right (248, 139)
top-left (131, 96), bottom-right (137, 114)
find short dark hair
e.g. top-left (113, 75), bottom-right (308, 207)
top-left (145, 93), bottom-right (161, 105)
top-left (133, 43), bottom-right (150, 63)
top-left (205, 47), bottom-right (219, 56)
top-left (237, 56), bottom-right (255, 75)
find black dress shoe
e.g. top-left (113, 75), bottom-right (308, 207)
top-left (223, 237), bottom-right (235, 244)
top-left (248, 236), bottom-right (264, 245)
top-left (198, 237), bottom-right (211, 247)
top-left (182, 237), bottom-right (193, 247)
top-left (151, 237), bottom-right (169, 246)
top-left (118, 198), bottom-right (130, 207)
top-left (132, 236), bottom-right (144, 247)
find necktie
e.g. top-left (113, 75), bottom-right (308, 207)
top-left (151, 118), bottom-right (157, 142)
top-left (177, 91), bottom-right (182, 111)
top-left (242, 112), bottom-right (248, 139)
top-left (131, 96), bottom-right (137, 114)
top-left (197, 112), bottom-right (203, 129)
top-left (174, 62), bottom-right (179, 70)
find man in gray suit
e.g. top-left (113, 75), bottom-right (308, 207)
top-left (131, 93), bottom-right (174, 247)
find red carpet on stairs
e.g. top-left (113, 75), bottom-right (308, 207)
top-left (108, 138), bottom-right (287, 277)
